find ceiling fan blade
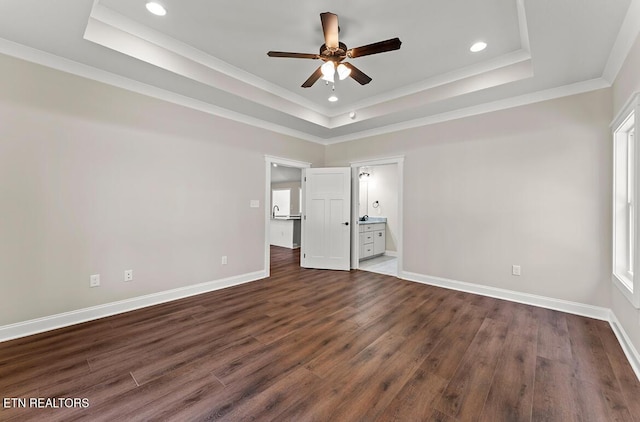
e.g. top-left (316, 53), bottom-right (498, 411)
top-left (342, 62), bottom-right (372, 85)
top-left (267, 51), bottom-right (320, 59)
top-left (320, 12), bottom-right (339, 49)
top-left (301, 66), bottom-right (323, 88)
top-left (347, 38), bottom-right (402, 58)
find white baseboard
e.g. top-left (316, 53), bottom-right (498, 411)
top-left (3, 266), bottom-right (639, 382)
top-left (0, 270), bottom-right (267, 343)
top-left (384, 250), bottom-right (398, 257)
top-left (400, 271), bottom-right (611, 320)
top-left (609, 311), bottom-right (640, 381)
top-left (400, 270), bottom-right (640, 381)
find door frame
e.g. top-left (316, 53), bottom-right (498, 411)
top-left (350, 156), bottom-right (404, 273)
top-left (264, 155), bottom-right (311, 276)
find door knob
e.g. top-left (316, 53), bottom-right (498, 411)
top-left (342, 222), bottom-right (349, 226)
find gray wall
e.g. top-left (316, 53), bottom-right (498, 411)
top-left (3, 28), bottom-right (640, 363)
top-left (326, 89), bottom-right (613, 308)
top-left (611, 32), bottom-right (640, 355)
top-left (0, 54), bottom-right (324, 325)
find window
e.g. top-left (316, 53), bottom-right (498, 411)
top-left (613, 94), bottom-right (640, 308)
top-left (272, 189), bottom-right (291, 217)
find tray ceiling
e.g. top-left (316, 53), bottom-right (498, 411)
top-left (0, 0), bottom-right (636, 144)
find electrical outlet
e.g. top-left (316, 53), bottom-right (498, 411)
top-left (124, 270), bottom-right (133, 282)
top-left (512, 265), bottom-right (521, 276)
top-left (221, 256), bottom-right (228, 265)
top-left (90, 274), bottom-right (100, 288)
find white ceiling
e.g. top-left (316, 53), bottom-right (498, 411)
top-left (0, 0), bottom-right (637, 144)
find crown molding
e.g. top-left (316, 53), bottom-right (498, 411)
top-left (326, 50), bottom-right (532, 119)
top-left (327, 0), bottom-right (533, 118)
top-left (85, 2), bottom-right (535, 133)
top-left (327, 56), bottom-right (533, 130)
top-left (603, 0), bottom-right (640, 83)
top-left (84, 12), bottom-right (331, 128)
top-left (323, 78), bottom-right (611, 145)
top-left (89, 4), bottom-right (329, 117)
top-left (0, 37), bottom-right (325, 144)
top-left (0, 36), bottom-right (611, 146)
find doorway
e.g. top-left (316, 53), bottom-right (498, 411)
top-left (264, 156), bottom-right (310, 275)
top-left (351, 156), bottom-right (404, 277)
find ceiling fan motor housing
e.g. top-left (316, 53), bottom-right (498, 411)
top-left (320, 42), bottom-right (348, 61)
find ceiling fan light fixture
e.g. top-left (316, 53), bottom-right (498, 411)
top-left (322, 74), bottom-right (335, 83)
top-left (328, 95), bottom-right (339, 102)
top-left (470, 41), bottom-right (487, 52)
top-left (321, 61), bottom-right (336, 83)
top-left (336, 63), bottom-right (351, 80)
top-left (145, 2), bottom-right (167, 16)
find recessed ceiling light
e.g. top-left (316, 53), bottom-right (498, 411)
top-left (349, 111), bottom-right (357, 120)
top-left (146, 2), bottom-right (167, 16)
top-left (470, 41), bottom-right (487, 52)
top-left (328, 95), bottom-right (338, 102)
top-left (273, 163), bottom-right (278, 167)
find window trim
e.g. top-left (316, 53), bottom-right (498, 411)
top-left (612, 92), bottom-right (640, 308)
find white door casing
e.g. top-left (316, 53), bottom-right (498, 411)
top-left (264, 155), bottom-right (311, 276)
top-left (350, 156), bottom-right (404, 273)
top-left (301, 167), bottom-right (351, 270)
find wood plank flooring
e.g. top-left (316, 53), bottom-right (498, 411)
top-left (1, 246), bottom-right (640, 421)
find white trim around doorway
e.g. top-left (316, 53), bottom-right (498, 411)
top-left (350, 156), bottom-right (404, 274)
top-left (264, 155), bottom-right (311, 276)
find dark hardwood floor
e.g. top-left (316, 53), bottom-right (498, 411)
top-left (2, 246), bottom-right (640, 421)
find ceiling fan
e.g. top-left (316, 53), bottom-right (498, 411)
top-left (267, 12), bottom-right (402, 88)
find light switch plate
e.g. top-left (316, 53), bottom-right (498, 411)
top-left (250, 200), bottom-right (260, 208)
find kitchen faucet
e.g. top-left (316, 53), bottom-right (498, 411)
top-left (272, 205), bottom-right (279, 218)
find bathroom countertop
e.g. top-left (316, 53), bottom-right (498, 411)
top-left (358, 217), bottom-right (387, 224)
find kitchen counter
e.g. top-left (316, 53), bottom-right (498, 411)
top-left (272, 215), bottom-right (301, 220)
top-left (270, 217), bottom-right (301, 249)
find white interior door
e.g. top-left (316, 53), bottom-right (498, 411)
top-left (301, 167), bottom-right (351, 270)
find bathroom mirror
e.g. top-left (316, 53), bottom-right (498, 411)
top-left (359, 179), bottom-right (368, 217)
